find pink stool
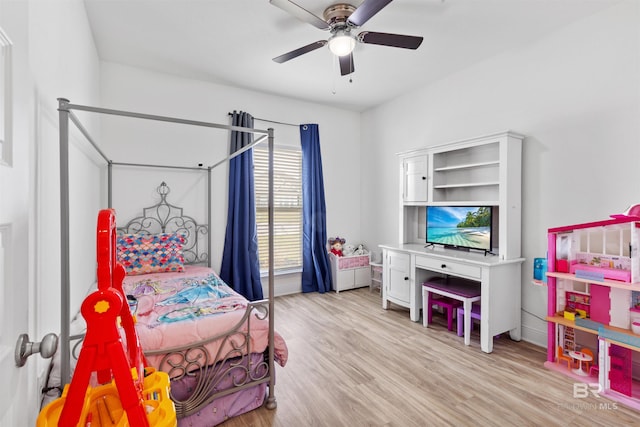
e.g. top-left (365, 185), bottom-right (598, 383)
top-left (422, 277), bottom-right (481, 346)
top-left (428, 294), bottom-right (462, 331)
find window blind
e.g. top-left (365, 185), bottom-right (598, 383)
top-left (253, 145), bottom-right (302, 272)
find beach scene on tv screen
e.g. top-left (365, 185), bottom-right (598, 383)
top-left (427, 206), bottom-right (491, 250)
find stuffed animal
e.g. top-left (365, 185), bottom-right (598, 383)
top-left (328, 237), bottom-right (346, 257)
top-left (354, 244), bottom-right (369, 255)
top-left (342, 244), bottom-right (355, 256)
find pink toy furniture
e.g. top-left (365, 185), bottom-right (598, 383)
top-left (456, 304), bottom-right (481, 337)
top-left (609, 344), bottom-right (633, 396)
top-left (427, 296), bottom-right (462, 331)
top-left (456, 304), bottom-right (501, 339)
top-left (422, 277), bottom-right (481, 346)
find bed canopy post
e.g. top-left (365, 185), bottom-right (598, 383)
top-left (207, 167), bottom-right (212, 268)
top-left (266, 127), bottom-right (276, 409)
top-left (57, 97), bottom-right (72, 385)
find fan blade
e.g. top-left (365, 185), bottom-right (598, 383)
top-left (339, 53), bottom-right (355, 76)
top-left (273, 41), bottom-right (327, 63)
top-left (359, 31), bottom-right (423, 49)
top-left (348, 0), bottom-right (393, 27)
top-left (269, 0), bottom-right (330, 30)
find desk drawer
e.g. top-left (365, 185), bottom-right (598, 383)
top-left (415, 255), bottom-right (481, 280)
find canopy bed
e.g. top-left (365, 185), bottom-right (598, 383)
top-left (54, 98), bottom-right (285, 425)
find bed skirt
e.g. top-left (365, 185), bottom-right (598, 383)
top-left (168, 351), bottom-right (270, 425)
top-left (175, 383), bottom-right (266, 427)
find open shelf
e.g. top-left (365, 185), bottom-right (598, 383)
top-left (433, 160), bottom-right (500, 172)
top-left (427, 200), bottom-right (499, 207)
top-left (432, 181), bottom-right (500, 189)
top-left (547, 314), bottom-right (640, 341)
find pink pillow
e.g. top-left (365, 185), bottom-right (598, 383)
top-left (117, 233), bottom-right (185, 276)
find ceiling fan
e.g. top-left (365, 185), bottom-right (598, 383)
top-left (270, 0), bottom-right (423, 76)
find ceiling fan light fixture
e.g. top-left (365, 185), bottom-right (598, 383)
top-left (328, 30), bottom-right (356, 56)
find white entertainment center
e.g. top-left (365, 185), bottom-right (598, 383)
top-left (380, 131), bottom-right (525, 353)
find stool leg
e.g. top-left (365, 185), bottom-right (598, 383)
top-left (422, 289), bottom-right (427, 327)
top-left (427, 292), bottom-right (433, 326)
top-left (457, 307), bottom-right (464, 337)
top-left (447, 306), bottom-right (454, 331)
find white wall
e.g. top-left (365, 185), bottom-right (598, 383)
top-left (361, 1), bottom-right (640, 346)
top-left (0, 0), bottom-right (102, 422)
top-left (28, 0), bottom-right (102, 335)
top-left (99, 62), bottom-right (362, 294)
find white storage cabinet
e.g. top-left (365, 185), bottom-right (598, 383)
top-left (398, 131), bottom-right (524, 260)
top-left (330, 253), bottom-right (371, 293)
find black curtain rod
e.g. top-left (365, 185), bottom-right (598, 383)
top-left (227, 112), bottom-right (298, 128)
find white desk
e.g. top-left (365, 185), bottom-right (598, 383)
top-left (380, 243), bottom-right (524, 353)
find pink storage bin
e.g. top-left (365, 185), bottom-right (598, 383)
top-left (338, 255), bottom-right (369, 270)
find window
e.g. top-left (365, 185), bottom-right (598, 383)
top-left (254, 145), bottom-right (302, 272)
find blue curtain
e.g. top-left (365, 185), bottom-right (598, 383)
top-left (220, 111), bottom-right (263, 301)
top-left (300, 124), bottom-right (332, 293)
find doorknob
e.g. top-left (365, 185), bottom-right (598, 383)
top-left (15, 333), bottom-right (58, 367)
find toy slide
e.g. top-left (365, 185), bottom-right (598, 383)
top-left (37, 209), bottom-right (176, 427)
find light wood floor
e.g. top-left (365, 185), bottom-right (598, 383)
top-left (220, 288), bottom-right (640, 427)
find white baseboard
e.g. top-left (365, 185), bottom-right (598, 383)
top-left (521, 322), bottom-right (547, 348)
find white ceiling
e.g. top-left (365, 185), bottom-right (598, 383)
top-left (84, 0), bottom-right (622, 112)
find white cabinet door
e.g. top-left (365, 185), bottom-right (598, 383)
top-left (387, 251), bottom-right (411, 303)
top-left (403, 154), bottom-right (428, 203)
top-left (0, 152), bottom-right (33, 417)
top-left (336, 269), bottom-right (355, 292)
top-left (0, 25), bottom-right (36, 425)
top-left (354, 267), bottom-right (371, 288)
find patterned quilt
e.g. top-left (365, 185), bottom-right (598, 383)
top-left (122, 265), bottom-right (288, 370)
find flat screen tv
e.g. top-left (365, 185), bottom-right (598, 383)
top-left (426, 206), bottom-right (493, 253)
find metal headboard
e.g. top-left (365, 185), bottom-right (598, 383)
top-left (117, 182), bottom-right (209, 265)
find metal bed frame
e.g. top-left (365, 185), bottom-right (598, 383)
top-left (57, 98), bottom-right (278, 412)
top-left (117, 181), bottom-right (210, 265)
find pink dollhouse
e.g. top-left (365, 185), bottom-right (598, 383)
top-left (545, 211), bottom-right (640, 409)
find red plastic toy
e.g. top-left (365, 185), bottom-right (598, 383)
top-left (37, 209), bottom-right (176, 427)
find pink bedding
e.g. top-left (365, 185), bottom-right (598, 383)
top-left (122, 265), bottom-right (288, 372)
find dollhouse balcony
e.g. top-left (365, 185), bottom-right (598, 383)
top-left (546, 271), bottom-right (640, 291)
